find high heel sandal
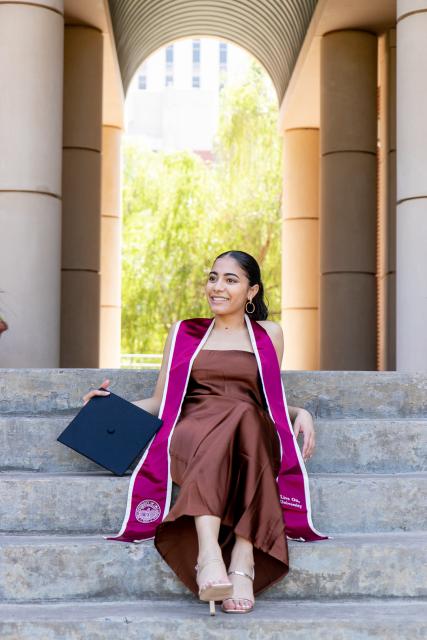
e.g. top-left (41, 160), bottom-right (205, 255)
top-left (221, 567), bottom-right (255, 614)
top-left (195, 558), bottom-right (233, 616)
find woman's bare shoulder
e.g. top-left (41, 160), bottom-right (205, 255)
top-left (256, 319), bottom-right (282, 337)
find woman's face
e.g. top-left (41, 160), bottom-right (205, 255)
top-left (205, 256), bottom-right (259, 315)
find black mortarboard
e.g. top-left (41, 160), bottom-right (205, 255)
top-left (57, 388), bottom-right (163, 476)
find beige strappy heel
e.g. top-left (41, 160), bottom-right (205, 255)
top-left (221, 567), bottom-right (255, 614)
top-left (195, 558), bottom-right (233, 615)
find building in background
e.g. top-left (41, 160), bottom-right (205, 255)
top-left (124, 38), bottom-right (252, 156)
top-left (1, 0), bottom-right (426, 376)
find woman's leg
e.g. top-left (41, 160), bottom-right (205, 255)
top-left (194, 515), bottom-right (229, 590)
top-left (223, 534), bottom-right (255, 611)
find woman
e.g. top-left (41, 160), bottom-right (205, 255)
top-left (83, 250), bottom-right (318, 615)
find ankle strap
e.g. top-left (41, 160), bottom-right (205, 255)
top-left (227, 569), bottom-right (254, 581)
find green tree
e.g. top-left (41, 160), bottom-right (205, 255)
top-left (211, 61), bottom-right (282, 317)
top-left (121, 59), bottom-right (282, 357)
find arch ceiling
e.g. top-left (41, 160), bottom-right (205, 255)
top-left (107, 0), bottom-right (318, 102)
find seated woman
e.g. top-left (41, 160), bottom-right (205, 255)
top-left (83, 250), bottom-right (320, 616)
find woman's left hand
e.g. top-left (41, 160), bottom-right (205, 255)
top-left (293, 409), bottom-right (315, 461)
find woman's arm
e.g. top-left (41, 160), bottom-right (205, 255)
top-left (131, 322), bottom-right (178, 416)
top-left (287, 405), bottom-right (304, 422)
top-left (132, 396), bottom-right (162, 415)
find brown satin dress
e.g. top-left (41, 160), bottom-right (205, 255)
top-left (154, 348), bottom-right (290, 596)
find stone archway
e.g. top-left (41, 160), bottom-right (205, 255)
top-left (99, 0), bottom-right (320, 369)
top-left (108, 0), bottom-right (318, 101)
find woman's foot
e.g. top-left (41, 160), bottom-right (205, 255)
top-left (222, 541), bottom-right (255, 612)
top-left (222, 567), bottom-right (255, 612)
top-left (196, 547), bottom-right (231, 595)
top-left (193, 515), bottom-right (233, 614)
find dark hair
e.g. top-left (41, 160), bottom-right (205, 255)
top-left (212, 250), bottom-right (269, 320)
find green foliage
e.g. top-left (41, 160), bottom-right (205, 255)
top-left (121, 59), bottom-right (282, 356)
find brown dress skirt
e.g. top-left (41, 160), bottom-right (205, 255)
top-left (154, 348), bottom-right (290, 596)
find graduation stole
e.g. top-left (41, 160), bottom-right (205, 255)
top-left (107, 314), bottom-right (331, 544)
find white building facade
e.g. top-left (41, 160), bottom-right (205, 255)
top-left (124, 38), bottom-right (251, 152)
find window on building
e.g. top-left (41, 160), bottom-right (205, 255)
top-left (138, 75), bottom-right (147, 90)
top-left (192, 75), bottom-right (200, 88)
top-left (166, 45), bottom-right (174, 64)
top-left (219, 42), bottom-right (228, 69)
top-left (192, 39), bottom-right (201, 64)
top-left (165, 45), bottom-right (174, 79)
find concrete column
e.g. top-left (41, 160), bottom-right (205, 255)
top-left (320, 30), bottom-right (378, 370)
top-left (100, 125), bottom-right (122, 368)
top-left (61, 25), bottom-right (103, 367)
top-left (396, 1), bottom-right (427, 371)
top-left (0, 0), bottom-right (64, 366)
top-left (281, 128), bottom-right (319, 371)
top-left (378, 29), bottom-right (396, 371)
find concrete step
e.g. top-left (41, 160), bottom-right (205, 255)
top-left (0, 414), bottom-right (103, 473)
top-left (0, 471), bottom-right (425, 534)
top-left (311, 418), bottom-right (427, 473)
top-left (0, 599), bottom-right (426, 639)
top-left (1, 415), bottom-right (426, 473)
top-left (0, 532), bottom-right (425, 603)
top-left (2, 368), bottom-right (427, 418)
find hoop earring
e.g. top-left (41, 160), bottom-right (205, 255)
top-left (245, 300), bottom-right (255, 314)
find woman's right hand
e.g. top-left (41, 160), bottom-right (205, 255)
top-left (82, 378), bottom-right (111, 406)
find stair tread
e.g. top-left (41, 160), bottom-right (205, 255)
top-left (0, 598), bottom-right (426, 622)
top-left (0, 531), bottom-right (424, 604)
top-left (2, 414), bottom-right (427, 421)
top-left (2, 370), bottom-right (427, 422)
top-left (1, 470), bottom-right (425, 478)
top-left (0, 529), bottom-right (425, 545)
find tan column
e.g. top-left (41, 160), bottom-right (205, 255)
top-left (281, 128), bottom-right (319, 370)
top-left (0, 0), bottom-right (64, 366)
top-left (320, 30), bottom-right (378, 370)
top-left (396, 2), bottom-right (427, 371)
top-left (61, 25), bottom-right (103, 367)
top-left (100, 125), bottom-right (122, 367)
top-left (378, 29), bottom-right (397, 371)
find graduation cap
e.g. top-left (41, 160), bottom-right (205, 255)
top-left (57, 388), bottom-right (163, 476)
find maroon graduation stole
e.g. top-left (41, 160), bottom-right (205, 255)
top-left (107, 314), bottom-right (331, 543)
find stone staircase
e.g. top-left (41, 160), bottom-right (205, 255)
top-left (0, 368), bottom-right (426, 639)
